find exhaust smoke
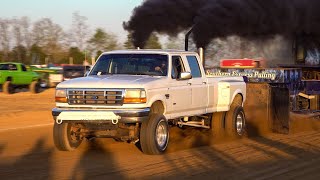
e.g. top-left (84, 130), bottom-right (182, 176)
top-left (124, 0), bottom-right (320, 48)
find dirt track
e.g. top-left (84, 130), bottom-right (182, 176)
top-left (0, 89), bottom-right (320, 179)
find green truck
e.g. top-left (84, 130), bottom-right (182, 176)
top-left (30, 66), bottom-right (62, 88)
top-left (0, 62), bottom-right (40, 94)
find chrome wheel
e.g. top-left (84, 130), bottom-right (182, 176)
top-left (140, 114), bottom-right (169, 155)
top-left (156, 119), bottom-right (168, 150)
top-left (236, 111), bottom-right (245, 135)
top-left (226, 105), bottom-right (246, 137)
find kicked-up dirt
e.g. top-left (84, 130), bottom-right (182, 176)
top-left (0, 89), bottom-right (319, 179)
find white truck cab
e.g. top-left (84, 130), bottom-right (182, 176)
top-left (52, 50), bottom-right (246, 155)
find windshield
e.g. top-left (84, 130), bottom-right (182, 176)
top-left (0, 64), bottom-right (8, 70)
top-left (90, 54), bottom-right (168, 76)
top-left (63, 66), bottom-right (85, 78)
top-left (0, 64), bottom-right (17, 70)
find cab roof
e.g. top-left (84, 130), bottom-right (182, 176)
top-left (101, 49), bottom-right (199, 56)
top-left (0, 62), bottom-right (22, 65)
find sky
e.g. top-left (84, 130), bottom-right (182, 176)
top-left (0, 0), bottom-right (144, 43)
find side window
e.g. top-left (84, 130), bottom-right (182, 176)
top-left (0, 64), bottom-right (9, 70)
top-left (8, 64), bottom-right (17, 71)
top-left (21, 65), bottom-right (27, 71)
top-left (171, 56), bottom-right (185, 79)
top-left (186, 56), bottom-right (201, 78)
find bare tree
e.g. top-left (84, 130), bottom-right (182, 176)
top-left (12, 18), bottom-right (23, 47)
top-left (71, 12), bottom-right (89, 51)
top-left (0, 18), bottom-right (11, 61)
top-left (11, 17), bottom-right (25, 61)
top-left (20, 17), bottom-right (33, 52)
top-left (32, 18), bottom-right (65, 48)
top-left (32, 18), bottom-right (66, 63)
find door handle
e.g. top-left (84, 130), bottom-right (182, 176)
top-left (187, 83), bottom-right (192, 86)
top-left (202, 82), bottom-right (207, 84)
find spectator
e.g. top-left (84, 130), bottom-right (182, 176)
top-left (154, 60), bottom-right (167, 74)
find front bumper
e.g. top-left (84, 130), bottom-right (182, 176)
top-left (52, 107), bottom-right (150, 123)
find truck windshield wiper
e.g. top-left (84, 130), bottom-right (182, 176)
top-left (122, 72), bottom-right (158, 76)
top-left (92, 71), bottom-right (113, 76)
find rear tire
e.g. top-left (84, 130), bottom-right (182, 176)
top-left (211, 112), bottom-right (226, 137)
top-left (225, 106), bottom-right (246, 137)
top-left (39, 79), bottom-right (48, 88)
top-left (232, 94), bottom-right (243, 107)
top-left (53, 122), bottom-right (83, 151)
top-left (29, 81), bottom-right (40, 93)
top-left (3, 81), bottom-right (14, 94)
top-left (140, 113), bottom-right (169, 155)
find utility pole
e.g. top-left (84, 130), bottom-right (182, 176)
top-left (69, 57), bottom-right (73, 64)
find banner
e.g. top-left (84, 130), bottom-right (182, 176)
top-left (206, 68), bottom-right (302, 84)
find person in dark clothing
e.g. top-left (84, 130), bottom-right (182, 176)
top-left (154, 60), bottom-right (167, 75)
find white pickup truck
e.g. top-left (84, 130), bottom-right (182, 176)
top-left (52, 50), bottom-right (246, 155)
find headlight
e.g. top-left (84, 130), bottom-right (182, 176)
top-left (124, 89), bottom-right (147, 103)
top-left (55, 89), bottom-right (67, 103)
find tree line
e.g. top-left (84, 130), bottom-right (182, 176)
top-left (0, 12), bottom-right (165, 65)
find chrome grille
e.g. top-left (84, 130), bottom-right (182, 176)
top-left (68, 89), bottom-right (124, 105)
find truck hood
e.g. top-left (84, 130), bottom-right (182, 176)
top-left (57, 75), bottom-right (164, 89)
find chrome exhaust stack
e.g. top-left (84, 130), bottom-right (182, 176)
top-left (185, 27), bottom-right (194, 51)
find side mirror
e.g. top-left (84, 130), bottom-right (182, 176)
top-left (179, 72), bottom-right (192, 80)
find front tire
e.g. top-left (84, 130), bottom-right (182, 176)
top-left (53, 122), bottom-right (83, 151)
top-left (29, 81), bottom-right (40, 93)
top-left (3, 81), bottom-right (14, 94)
top-left (140, 113), bottom-right (169, 155)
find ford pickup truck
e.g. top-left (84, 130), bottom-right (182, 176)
top-left (0, 62), bottom-right (40, 94)
top-left (52, 50), bottom-right (247, 155)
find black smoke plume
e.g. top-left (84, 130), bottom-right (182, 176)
top-left (124, 0), bottom-right (320, 48)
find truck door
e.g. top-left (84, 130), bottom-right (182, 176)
top-left (8, 64), bottom-right (20, 84)
top-left (167, 55), bottom-right (192, 117)
top-left (185, 55), bottom-right (208, 114)
top-left (19, 64), bottom-right (33, 84)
